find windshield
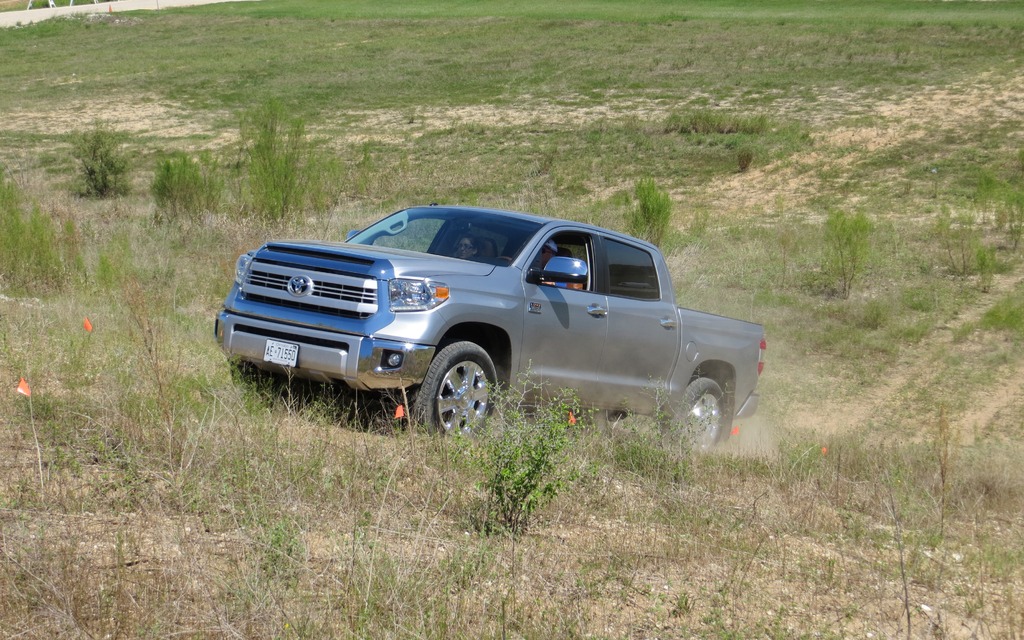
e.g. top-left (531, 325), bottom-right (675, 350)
top-left (347, 207), bottom-right (544, 264)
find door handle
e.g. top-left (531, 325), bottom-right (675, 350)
top-left (659, 317), bottom-right (678, 329)
top-left (587, 304), bottom-right (608, 317)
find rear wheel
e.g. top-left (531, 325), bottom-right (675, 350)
top-left (412, 341), bottom-right (496, 434)
top-left (679, 377), bottom-right (731, 451)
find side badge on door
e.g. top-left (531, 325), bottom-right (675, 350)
top-left (528, 301), bottom-right (542, 314)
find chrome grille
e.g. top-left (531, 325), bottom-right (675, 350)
top-left (243, 260), bottom-right (378, 317)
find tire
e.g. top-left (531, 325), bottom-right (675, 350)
top-left (679, 377), bottom-right (732, 451)
top-left (412, 341), bottom-right (496, 434)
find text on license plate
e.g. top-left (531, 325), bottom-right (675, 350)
top-left (264, 339), bottom-right (299, 367)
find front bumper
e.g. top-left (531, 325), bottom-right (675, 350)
top-left (215, 311), bottom-right (434, 390)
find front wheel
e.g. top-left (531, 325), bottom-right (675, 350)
top-left (679, 377), bottom-right (732, 451)
top-left (412, 341), bottom-right (496, 434)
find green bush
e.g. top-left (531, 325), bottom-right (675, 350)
top-left (70, 123), bottom-right (131, 198)
top-left (470, 393), bottom-right (580, 536)
top-left (0, 174), bottom-right (82, 293)
top-left (627, 178), bottom-right (673, 247)
top-left (151, 152), bottom-right (223, 223)
top-left (822, 209), bottom-right (872, 299)
top-left (239, 100), bottom-right (334, 220)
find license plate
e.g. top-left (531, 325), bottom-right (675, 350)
top-left (263, 339), bottom-right (299, 367)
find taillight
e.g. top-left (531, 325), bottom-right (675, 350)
top-left (757, 337), bottom-right (766, 375)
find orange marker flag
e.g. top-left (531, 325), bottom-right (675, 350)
top-left (17, 378), bottom-right (31, 397)
top-left (568, 411), bottom-right (577, 426)
top-left (83, 317), bottom-right (93, 333)
top-left (821, 446), bottom-right (828, 456)
top-left (394, 404), bottom-right (406, 419)
top-left (731, 426), bottom-right (740, 436)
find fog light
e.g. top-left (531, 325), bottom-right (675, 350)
top-left (386, 352), bottom-right (403, 368)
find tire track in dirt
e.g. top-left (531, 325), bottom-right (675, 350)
top-left (788, 268), bottom-right (1024, 444)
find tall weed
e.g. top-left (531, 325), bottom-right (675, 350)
top-left (0, 175), bottom-right (82, 293)
top-left (627, 177), bottom-right (672, 248)
top-left (934, 208), bottom-right (981, 277)
top-left (822, 209), bottom-right (872, 299)
top-left (239, 100), bottom-right (336, 220)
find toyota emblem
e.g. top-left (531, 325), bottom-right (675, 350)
top-left (287, 275), bottom-right (314, 297)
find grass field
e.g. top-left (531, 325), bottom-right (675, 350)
top-left (2, 0), bottom-right (1024, 637)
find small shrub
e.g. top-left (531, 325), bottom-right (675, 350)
top-left (822, 209), bottom-right (872, 299)
top-left (775, 222), bottom-right (803, 288)
top-left (737, 146), bottom-right (755, 172)
top-left (470, 393), bottom-right (580, 536)
top-left (854, 298), bottom-right (889, 330)
top-left (627, 177), bottom-right (673, 247)
top-left (70, 123), bottom-right (131, 198)
top-left (151, 152), bottom-right (223, 223)
top-left (999, 189), bottom-right (1023, 251)
top-left (934, 208), bottom-right (980, 277)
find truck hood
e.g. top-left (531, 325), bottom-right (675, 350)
top-left (261, 240), bottom-right (497, 280)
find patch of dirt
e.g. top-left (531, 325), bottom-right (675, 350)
top-left (1, 97), bottom-right (234, 147)
top-left (689, 71), bottom-right (1024, 220)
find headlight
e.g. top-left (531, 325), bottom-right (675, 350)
top-left (389, 278), bottom-right (450, 312)
top-left (235, 253), bottom-right (254, 286)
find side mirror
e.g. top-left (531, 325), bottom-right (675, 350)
top-left (527, 256), bottom-right (589, 286)
top-left (346, 230), bottom-right (359, 241)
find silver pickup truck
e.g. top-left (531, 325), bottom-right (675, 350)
top-left (215, 205), bottom-right (765, 447)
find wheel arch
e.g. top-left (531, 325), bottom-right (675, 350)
top-left (692, 359), bottom-right (737, 416)
top-left (436, 322), bottom-right (512, 384)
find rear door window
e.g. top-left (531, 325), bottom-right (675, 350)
top-left (605, 239), bottom-right (660, 300)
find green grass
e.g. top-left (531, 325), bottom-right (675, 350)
top-left (3, 3), bottom-right (1022, 113)
top-left (981, 284), bottom-right (1024, 338)
top-left (2, 0), bottom-right (1024, 637)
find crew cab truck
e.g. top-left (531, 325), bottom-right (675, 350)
top-left (215, 205), bottom-right (765, 447)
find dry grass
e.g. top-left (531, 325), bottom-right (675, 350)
top-left (2, 395), bottom-right (1022, 637)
